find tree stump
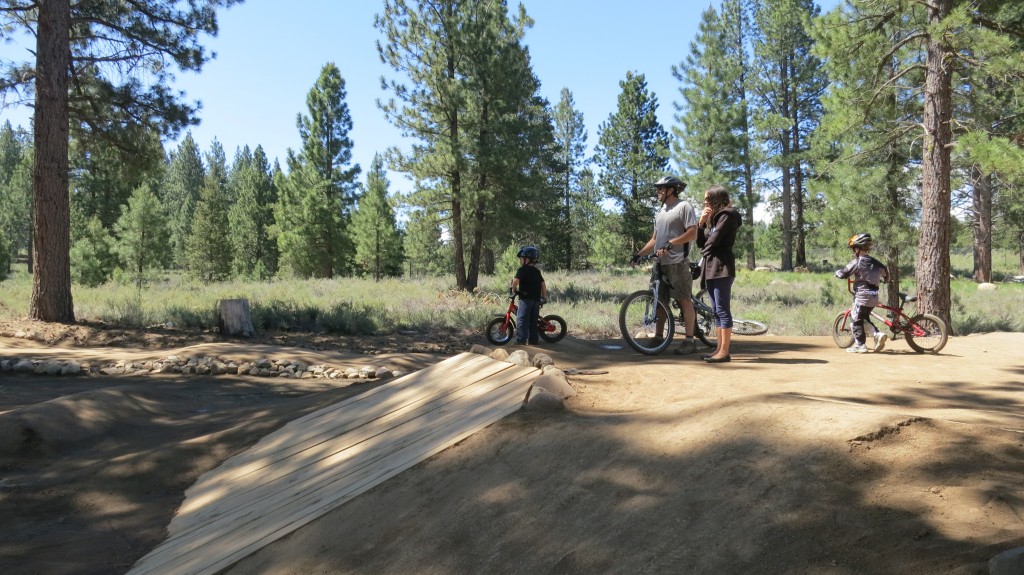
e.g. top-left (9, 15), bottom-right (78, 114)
top-left (218, 299), bottom-right (254, 338)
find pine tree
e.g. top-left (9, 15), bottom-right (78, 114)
top-left (377, 0), bottom-right (551, 291)
top-left (278, 63), bottom-right (361, 278)
top-left (70, 216), bottom-right (117, 287)
top-left (113, 184), bottom-right (170, 290)
top-left (673, 0), bottom-right (761, 269)
top-left (185, 143), bottom-right (233, 282)
top-left (351, 155), bottom-right (404, 280)
top-left (549, 88), bottom-right (590, 270)
top-left (402, 205), bottom-right (447, 277)
top-left (810, 1), bottom-right (921, 298)
top-left (0, 123), bottom-right (32, 273)
top-left (0, 0), bottom-right (238, 322)
top-left (593, 71), bottom-right (670, 252)
top-left (228, 145), bottom-right (278, 279)
top-left (162, 134), bottom-right (207, 268)
top-left (750, 0), bottom-right (827, 270)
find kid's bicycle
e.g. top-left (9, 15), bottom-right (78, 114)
top-left (619, 257), bottom-right (767, 355)
top-left (485, 289), bottom-right (567, 345)
top-left (830, 277), bottom-right (948, 353)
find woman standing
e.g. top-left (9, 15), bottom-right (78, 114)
top-left (697, 185), bottom-right (742, 363)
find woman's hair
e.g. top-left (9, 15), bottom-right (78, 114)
top-left (704, 184), bottom-right (730, 209)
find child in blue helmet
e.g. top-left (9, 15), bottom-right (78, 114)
top-left (511, 246), bottom-right (547, 345)
top-left (835, 233), bottom-right (890, 353)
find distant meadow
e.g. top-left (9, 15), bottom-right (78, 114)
top-left (2, 261), bottom-right (1021, 338)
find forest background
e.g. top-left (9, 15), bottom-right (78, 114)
top-left (1, 0), bottom-right (1023, 334)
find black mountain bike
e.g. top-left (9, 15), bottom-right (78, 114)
top-left (619, 258), bottom-right (767, 355)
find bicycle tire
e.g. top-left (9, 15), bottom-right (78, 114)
top-left (485, 316), bottom-right (514, 346)
top-left (905, 313), bottom-right (948, 353)
top-left (831, 311), bottom-right (855, 348)
top-left (732, 319), bottom-right (769, 336)
top-left (540, 314), bottom-right (567, 343)
top-left (693, 291), bottom-right (717, 348)
top-left (619, 290), bottom-right (674, 355)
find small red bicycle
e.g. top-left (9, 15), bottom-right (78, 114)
top-left (485, 289), bottom-right (567, 345)
top-left (831, 277), bottom-right (949, 353)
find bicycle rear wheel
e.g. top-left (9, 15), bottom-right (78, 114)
top-left (732, 319), bottom-right (768, 336)
top-left (619, 290), bottom-right (674, 355)
top-left (905, 313), bottom-right (948, 353)
top-left (485, 316), bottom-right (514, 345)
top-left (690, 291), bottom-right (717, 348)
top-left (539, 314), bottom-right (567, 343)
top-left (831, 311), bottom-right (854, 348)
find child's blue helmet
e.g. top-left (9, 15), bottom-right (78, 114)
top-left (517, 246), bottom-right (540, 261)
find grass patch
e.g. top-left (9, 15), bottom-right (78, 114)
top-left (1, 267), bottom-right (1022, 338)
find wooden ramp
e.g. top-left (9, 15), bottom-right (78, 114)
top-left (128, 352), bottom-right (539, 575)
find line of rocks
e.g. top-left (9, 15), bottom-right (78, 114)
top-left (468, 344), bottom-right (577, 413)
top-left (0, 355), bottom-right (398, 381)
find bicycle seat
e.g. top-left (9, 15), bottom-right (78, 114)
top-left (899, 292), bottom-right (917, 303)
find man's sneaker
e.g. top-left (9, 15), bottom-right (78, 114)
top-left (673, 339), bottom-right (697, 355)
top-left (873, 332), bottom-right (888, 352)
top-left (846, 343), bottom-right (868, 353)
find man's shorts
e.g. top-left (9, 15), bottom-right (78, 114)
top-left (661, 262), bottom-right (693, 302)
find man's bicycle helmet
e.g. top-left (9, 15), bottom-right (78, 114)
top-left (517, 245), bottom-right (540, 261)
top-left (848, 233), bottom-right (873, 249)
top-left (653, 175), bottom-right (686, 192)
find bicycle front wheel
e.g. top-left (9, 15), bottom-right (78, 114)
top-left (732, 319), bottom-right (768, 336)
top-left (692, 291), bottom-right (717, 348)
top-left (619, 290), bottom-right (674, 355)
top-left (539, 314), bottom-right (567, 343)
top-left (831, 311), bottom-right (855, 348)
top-left (485, 316), bottom-right (514, 345)
top-left (905, 313), bottom-right (948, 353)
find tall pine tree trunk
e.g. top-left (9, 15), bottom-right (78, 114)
top-left (780, 164), bottom-right (793, 271)
top-left (971, 167), bottom-right (992, 283)
top-left (30, 0), bottom-right (75, 323)
top-left (792, 107), bottom-right (806, 268)
top-left (916, 0), bottom-right (954, 330)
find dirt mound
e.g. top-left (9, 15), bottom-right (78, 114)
top-left (0, 387), bottom-right (159, 457)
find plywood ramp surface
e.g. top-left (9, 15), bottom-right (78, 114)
top-left (128, 352), bottom-right (539, 575)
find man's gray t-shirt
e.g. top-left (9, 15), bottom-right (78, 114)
top-left (654, 198), bottom-right (698, 265)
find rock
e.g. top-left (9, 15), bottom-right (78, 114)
top-left (506, 350), bottom-right (531, 367)
top-left (14, 359), bottom-right (35, 372)
top-left (42, 360), bottom-right (64, 375)
top-left (532, 372), bottom-right (576, 399)
top-left (523, 390), bottom-right (565, 412)
top-left (469, 344), bottom-right (492, 356)
top-left (990, 547), bottom-right (1024, 575)
top-left (61, 361), bottom-right (82, 376)
top-left (978, 282), bottom-right (997, 291)
top-left (488, 348), bottom-right (509, 361)
top-left (754, 266), bottom-right (773, 272)
top-left (375, 367), bottom-right (394, 379)
top-left (532, 353), bottom-right (554, 369)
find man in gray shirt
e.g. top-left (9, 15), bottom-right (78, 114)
top-left (633, 176), bottom-right (699, 355)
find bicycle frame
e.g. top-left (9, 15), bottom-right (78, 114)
top-left (835, 278), bottom-right (926, 340)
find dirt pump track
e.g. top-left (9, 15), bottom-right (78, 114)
top-left (2, 329), bottom-right (1024, 575)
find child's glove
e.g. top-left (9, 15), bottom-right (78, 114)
top-left (834, 270), bottom-right (843, 279)
top-left (540, 297), bottom-right (547, 306)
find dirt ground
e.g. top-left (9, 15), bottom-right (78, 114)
top-left (2, 320), bottom-right (1023, 575)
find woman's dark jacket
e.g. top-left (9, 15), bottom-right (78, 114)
top-left (697, 206), bottom-right (742, 286)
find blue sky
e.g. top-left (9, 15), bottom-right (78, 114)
top-left (0, 0), bottom-right (840, 192)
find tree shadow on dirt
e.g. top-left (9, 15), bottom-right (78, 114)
top-left (224, 405), bottom-right (1023, 574)
top-left (0, 375), bottom-right (385, 575)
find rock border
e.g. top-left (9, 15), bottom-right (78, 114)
top-left (0, 355), bottom-right (399, 381)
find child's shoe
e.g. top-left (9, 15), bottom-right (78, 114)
top-left (873, 332), bottom-right (888, 352)
top-left (845, 343), bottom-right (868, 353)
